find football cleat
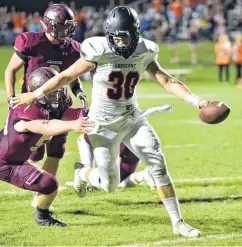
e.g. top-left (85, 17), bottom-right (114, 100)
top-left (31, 194), bottom-right (54, 210)
top-left (34, 211), bottom-right (68, 227)
top-left (173, 219), bottom-right (201, 238)
top-left (143, 168), bottom-right (156, 190)
top-left (73, 162), bottom-right (87, 198)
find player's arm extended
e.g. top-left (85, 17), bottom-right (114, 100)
top-left (14, 118), bottom-right (94, 136)
top-left (12, 58), bottom-right (95, 110)
top-left (5, 53), bottom-right (25, 104)
top-left (147, 61), bottom-right (208, 109)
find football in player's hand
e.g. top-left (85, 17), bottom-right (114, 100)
top-left (199, 101), bottom-right (230, 124)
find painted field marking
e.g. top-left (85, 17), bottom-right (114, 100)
top-left (114, 233), bottom-right (242, 247)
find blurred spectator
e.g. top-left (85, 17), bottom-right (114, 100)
top-left (167, 20), bottom-right (179, 63)
top-left (233, 13), bottom-right (242, 32)
top-left (77, 8), bottom-right (87, 43)
top-left (140, 14), bottom-right (151, 34)
top-left (70, 0), bottom-right (76, 12)
top-left (0, 7), bottom-right (8, 44)
top-left (214, 34), bottom-right (232, 83)
top-left (195, 0), bottom-right (206, 18)
top-left (152, 0), bottom-right (162, 13)
top-left (29, 12), bottom-right (41, 32)
top-left (171, 0), bottom-right (183, 26)
top-left (11, 12), bottom-right (23, 34)
top-left (6, 13), bottom-right (15, 46)
top-left (232, 33), bottom-right (242, 84)
top-left (189, 14), bottom-right (200, 64)
top-left (0, 1), bottom-right (240, 47)
top-left (20, 12), bottom-right (27, 31)
top-left (189, 0), bottom-right (199, 9)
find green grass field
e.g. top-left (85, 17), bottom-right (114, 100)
top-left (0, 42), bottom-right (242, 246)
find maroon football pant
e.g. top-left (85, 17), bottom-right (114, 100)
top-left (29, 133), bottom-right (67, 162)
top-left (119, 143), bottom-right (140, 182)
top-left (0, 162), bottom-right (58, 194)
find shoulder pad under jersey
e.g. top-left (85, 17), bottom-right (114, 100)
top-left (80, 37), bottom-right (107, 62)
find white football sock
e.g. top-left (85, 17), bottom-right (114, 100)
top-left (77, 134), bottom-right (94, 168)
top-left (118, 174), bottom-right (136, 188)
top-left (118, 171), bottom-right (145, 188)
top-left (134, 170), bottom-right (145, 183)
top-left (78, 168), bottom-right (101, 189)
top-left (161, 197), bottom-right (182, 226)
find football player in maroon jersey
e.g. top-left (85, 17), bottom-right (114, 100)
top-left (0, 67), bottom-right (93, 227)
top-left (5, 4), bottom-right (87, 197)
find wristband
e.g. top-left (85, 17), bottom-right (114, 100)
top-left (33, 88), bottom-right (45, 99)
top-left (184, 93), bottom-right (203, 109)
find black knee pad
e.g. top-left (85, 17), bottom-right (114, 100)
top-left (38, 172), bottom-right (58, 195)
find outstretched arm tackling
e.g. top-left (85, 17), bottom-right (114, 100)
top-left (14, 118), bottom-right (94, 136)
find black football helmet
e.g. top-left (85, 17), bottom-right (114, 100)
top-left (28, 67), bottom-right (69, 112)
top-left (105, 6), bottom-right (140, 59)
top-left (42, 4), bottom-right (77, 41)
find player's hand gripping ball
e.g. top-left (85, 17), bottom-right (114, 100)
top-left (199, 101), bottom-right (230, 124)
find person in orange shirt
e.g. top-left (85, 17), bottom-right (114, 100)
top-left (232, 34), bottom-right (242, 85)
top-left (153, 0), bottom-right (162, 13)
top-left (214, 34), bottom-right (232, 83)
top-left (171, 0), bottom-right (183, 26)
top-left (11, 12), bottom-right (23, 34)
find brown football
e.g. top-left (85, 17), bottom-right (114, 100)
top-left (199, 101), bottom-right (230, 124)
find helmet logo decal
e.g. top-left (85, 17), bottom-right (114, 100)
top-left (32, 80), bottom-right (40, 88)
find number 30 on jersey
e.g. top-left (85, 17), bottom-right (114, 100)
top-left (107, 71), bottom-right (139, 100)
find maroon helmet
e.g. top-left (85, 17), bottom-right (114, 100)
top-left (42, 4), bottom-right (76, 40)
top-left (28, 67), bottom-right (68, 112)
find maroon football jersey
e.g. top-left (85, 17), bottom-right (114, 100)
top-left (62, 107), bottom-right (84, 120)
top-left (14, 32), bottom-right (80, 93)
top-left (0, 105), bottom-right (50, 165)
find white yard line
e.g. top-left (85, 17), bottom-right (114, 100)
top-left (114, 233), bottom-right (242, 246)
top-left (175, 176), bottom-right (242, 183)
top-left (151, 233), bottom-right (242, 246)
top-left (95, 233), bottom-right (242, 247)
top-left (164, 143), bottom-right (199, 148)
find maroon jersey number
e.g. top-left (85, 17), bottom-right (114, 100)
top-left (107, 71), bottom-right (139, 100)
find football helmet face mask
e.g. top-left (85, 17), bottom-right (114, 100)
top-left (28, 67), bottom-right (68, 112)
top-left (42, 4), bottom-right (76, 41)
top-left (105, 6), bottom-right (140, 59)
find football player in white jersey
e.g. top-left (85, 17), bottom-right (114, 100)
top-left (13, 6), bottom-right (211, 238)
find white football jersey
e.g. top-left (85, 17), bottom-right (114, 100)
top-left (81, 36), bottom-right (159, 124)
